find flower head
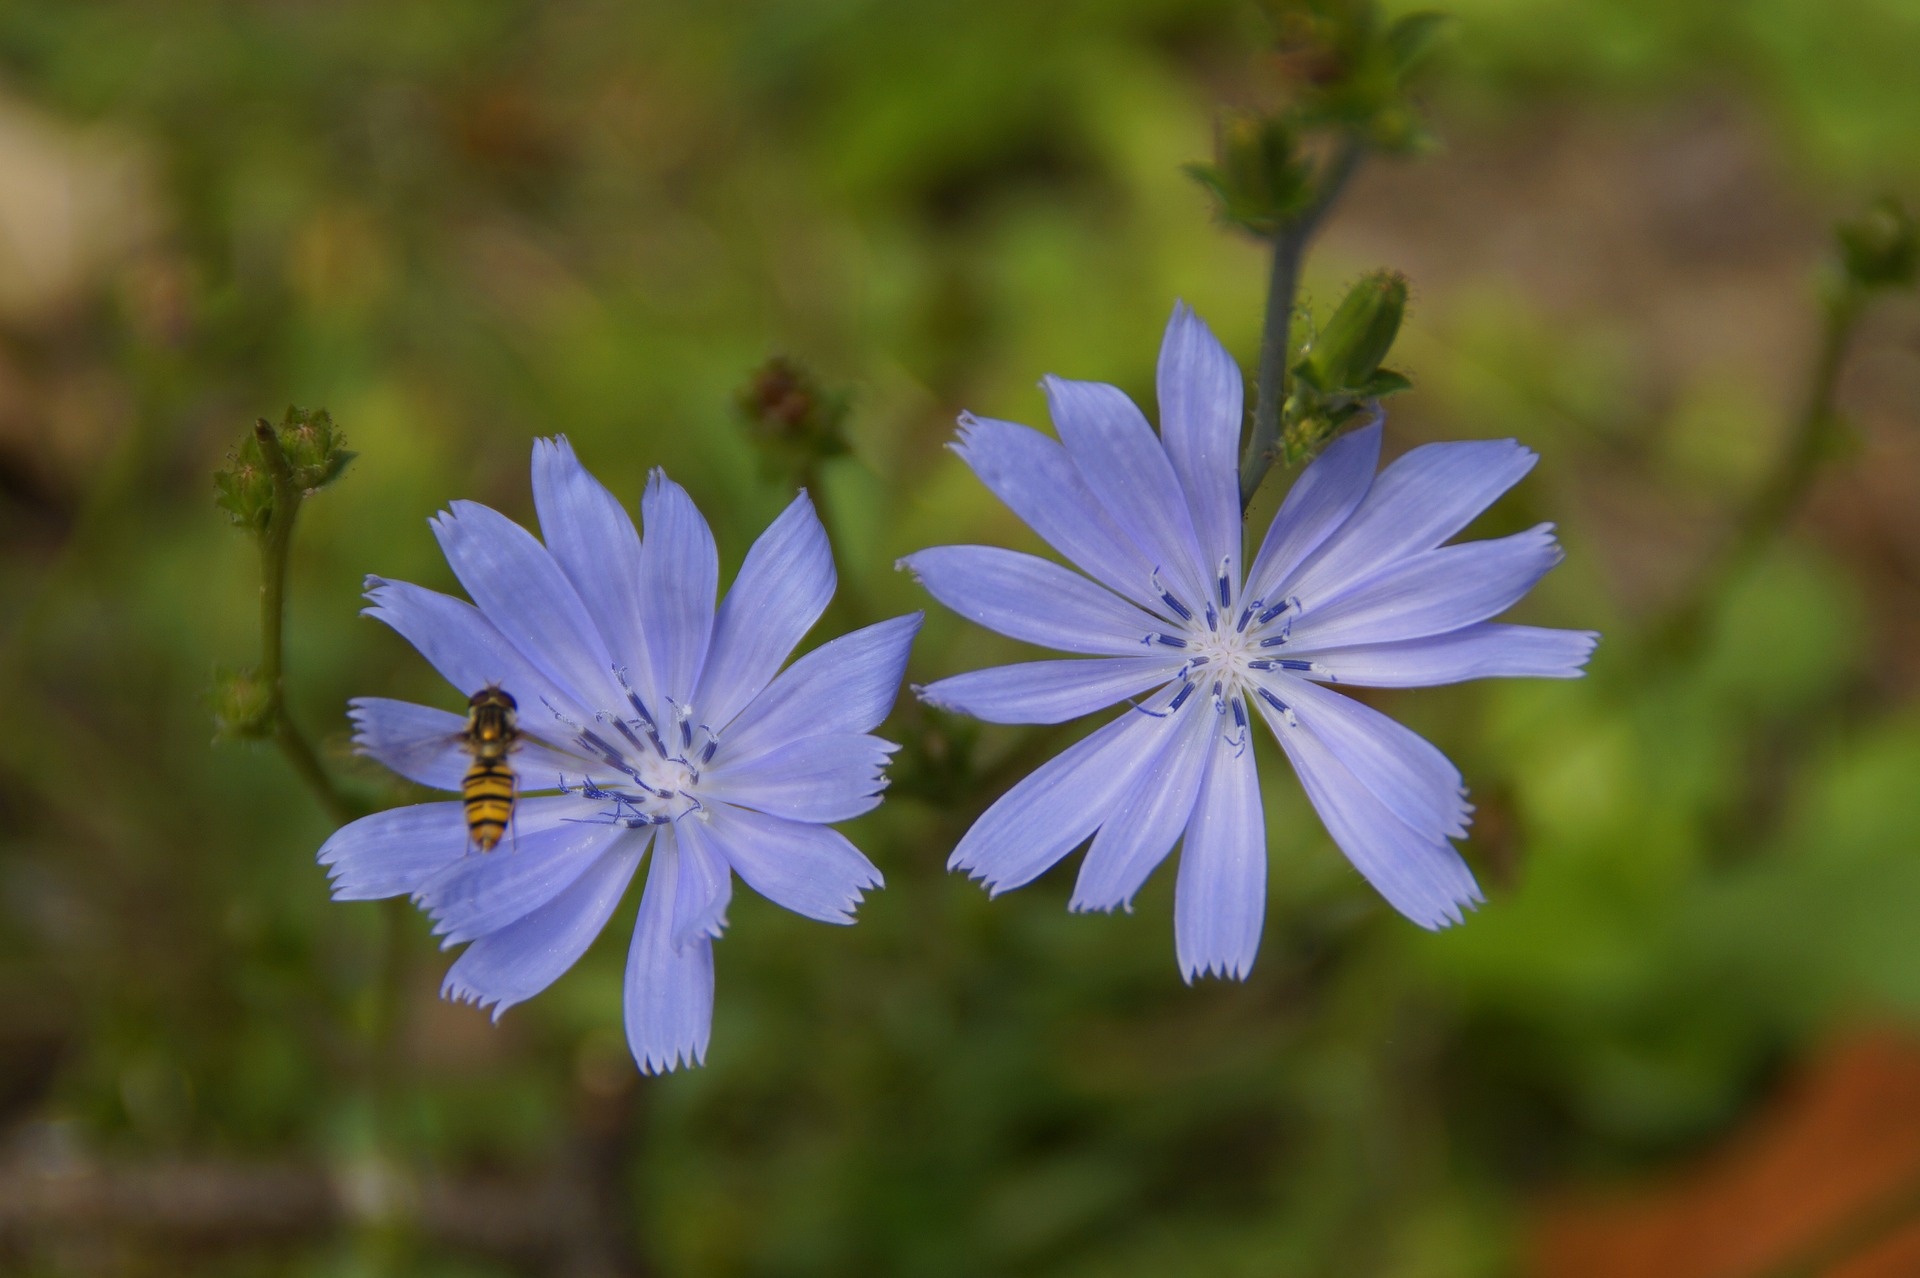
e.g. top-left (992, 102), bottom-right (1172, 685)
top-left (319, 438), bottom-right (921, 1072)
top-left (902, 303), bottom-right (1594, 980)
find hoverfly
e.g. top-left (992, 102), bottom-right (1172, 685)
top-left (459, 685), bottom-right (521, 852)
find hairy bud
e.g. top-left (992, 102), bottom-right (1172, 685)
top-left (211, 665), bottom-right (275, 742)
top-left (215, 406), bottom-right (355, 538)
top-left (737, 358), bottom-right (851, 473)
top-left (1295, 270), bottom-right (1409, 398)
top-left (1185, 115), bottom-right (1314, 238)
top-left (214, 440), bottom-right (275, 533)
top-left (1837, 197), bottom-right (1918, 292)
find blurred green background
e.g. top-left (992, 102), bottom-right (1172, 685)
top-left (1, 1), bottom-right (1918, 1274)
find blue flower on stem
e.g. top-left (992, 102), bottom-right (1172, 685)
top-left (902, 304), bottom-right (1595, 980)
top-left (320, 438), bottom-right (921, 1072)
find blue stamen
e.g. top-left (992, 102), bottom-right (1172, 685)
top-left (1257, 687), bottom-right (1288, 714)
top-left (1256, 597), bottom-right (1296, 626)
top-left (606, 716), bottom-right (650, 757)
top-left (1204, 603), bottom-right (1218, 630)
top-left (1276, 659), bottom-right (1315, 672)
top-left (1152, 569), bottom-right (1193, 622)
top-left (1216, 562), bottom-right (1232, 609)
top-left (1236, 598), bottom-right (1263, 632)
top-left (1259, 634), bottom-right (1290, 648)
top-left (700, 739), bottom-right (718, 764)
top-left (1168, 681), bottom-right (1196, 712)
top-left (1155, 633), bottom-right (1188, 649)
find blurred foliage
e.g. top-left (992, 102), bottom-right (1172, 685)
top-left (0, 0), bottom-right (1915, 1276)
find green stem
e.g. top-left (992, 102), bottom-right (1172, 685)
top-left (1649, 285), bottom-right (1866, 658)
top-left (253, 421), bottom-right (358, 826)
top-left (1240, 137), bottom-right (1364, 508)
top-left (1724, 286), bottom-right (1863, 573)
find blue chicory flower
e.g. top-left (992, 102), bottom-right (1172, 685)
top-left (319, 438), bottom-right (921, 1072)
top-left (901, 303), bottom-right (1595, 980)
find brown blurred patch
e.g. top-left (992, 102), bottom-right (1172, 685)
top-left (1531, 1031), bottom-right (1920, 1278)
top-left (1329, 98), bottom-right (1920, 691)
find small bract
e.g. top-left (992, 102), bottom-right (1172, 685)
top-left (320, 438), bottom-right (920, 1072)
top-left (903, 303), bottom-right (1595, 980)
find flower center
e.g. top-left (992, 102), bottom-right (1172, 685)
top-left (1136, 559), bottom-right (1325, 733)
top-left (547, 686), bottom-right (718, 829)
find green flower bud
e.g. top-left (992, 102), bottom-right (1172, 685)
top-left (215, 408), bottom-right (354, 537)
top-left (1837, 197), bottom-right (1918, 292)
top-left (210, 665), bottom-right (275, 742)
top-left (1298, 269), bottom-right (1407, 394)
top-left (213, 436), bottom-right (275, 533)
top-left (273, 406), bottom-right (357, 493)
top-left (1184, 115), bottom-right (1314, 238)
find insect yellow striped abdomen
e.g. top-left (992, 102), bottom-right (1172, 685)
top-left (459, 686), bottom-right (520, 852)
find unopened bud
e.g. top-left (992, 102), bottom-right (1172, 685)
top-left (736, 358), bottom-right (850, 467)
top-left (214, 436), bottom-right (275, 533)
top-left (1185, 115), bottom-right (1313, 238)
top-left (1297, 270), bottom-right (1407, 394)
top-left (211, 665), bottom-right (275, 742)
top-left (1837, 197), bottom-right (1917, 292)
top-left (273, 405), bottom-right (357, 493)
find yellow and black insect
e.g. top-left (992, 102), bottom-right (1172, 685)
top-left (459, 685), bottom-right (521, 852)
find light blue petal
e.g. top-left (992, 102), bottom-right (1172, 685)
top-left (696, 491), bottom-right (835, 731)
top-left (917, 656), bottom-right (1183, 725)
top-left (669, 820), bottom-right (733, 949)
top-left (1156, 302), bottom-right (1244, 577)
top-left (1287, 524), bottom-right (1563, 651)
top-left (348, 697), bottom-right (591, 792)
top-left (1257, 694), bottom-right (1481, 929)
top-left (318, 802), bottom-right (467, 899)
top-left (949, 703), bottom-right (1188, 894)
top-left (362, 578), bottom-right (594, 733)
top-left (899, 546), bottom-right (1166, 656)
top-left (1284, 438), bottom-right (1538, 606)
top-left (1243, 418), bottom-right (1381, 605)
top-left (1044, 375), bottom-right (1212, 605)
top-left (1272, 676), bottom-right (1471, 842)
top-left (1303, 624), bottom-right (1599, 687)
top-left (1173, 723), bottom-right (1266, 982)
top-left (441, 836), bottom-right (645, 1021)
top-left (693, 801), bottom-right (881, 924)
top-left (638, 471), bottom-right (719, 707)
top-left (701, 733), bottom-right (897, 823)
top-left (413, 796), bottom-right (627, 945)
top-left (431, 501), bottom-right (627, 711)
top-left (531, 436), bottom-right (656, 707)
top-left (951, 415), bottom-right (1160, 610)
top-left (624, 829), bottom-right (716, 1074)
top-left (1070, 696), bottom-right (1215, 913)
top-left (717, 614), bottom-right (921, 765)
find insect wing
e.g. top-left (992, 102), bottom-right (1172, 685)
top-left (349, 698), bottom-right (476, 791)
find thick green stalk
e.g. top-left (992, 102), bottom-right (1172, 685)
top-left (1240, 138), bottom-right (1364, 508)
top-left (252, 421), bottom-right (358, 825)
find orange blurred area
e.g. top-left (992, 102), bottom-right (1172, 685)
top-left (1533, 1032), bottom-right (1920, 1278)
